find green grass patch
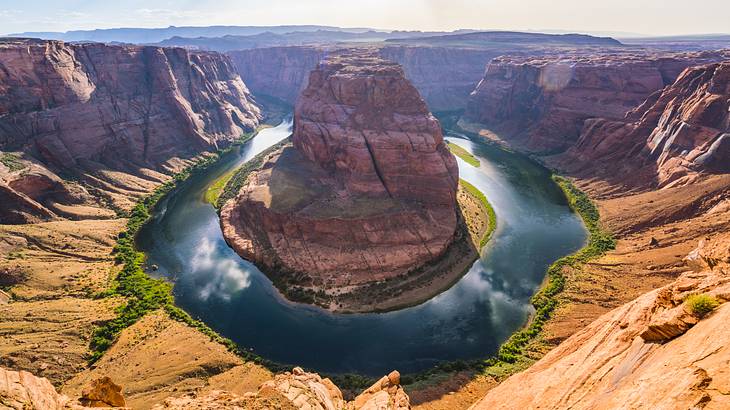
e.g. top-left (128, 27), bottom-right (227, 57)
top-left (0, 153), bottom-right (26, 172)
top-left (460, 179), bottom-right (496, 249)
top-left (447, 142), bottom-right (480, 167)
top-left (685, 294), bottom-right (720, 318)
top-left (205, 168), bottom-right (238, 205)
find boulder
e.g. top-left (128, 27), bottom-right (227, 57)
top-left (79, 377), bottom-right (126, 408)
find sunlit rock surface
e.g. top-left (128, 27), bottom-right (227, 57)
top-left (221, 50), bottom-right (459, 307)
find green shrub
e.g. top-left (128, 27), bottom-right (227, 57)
top-left (0, 153), bottom-right (26, 172)
top-left (685, 294), bottom-right (720, 318)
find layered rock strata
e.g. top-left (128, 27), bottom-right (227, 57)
top-left (561, 62), bottom-right (730, 188)
top-left (464, 50), bottom-right (729, 152)
top-left (221, 51), bottom-right (459, 309)
top-left (229, 46), bottom-right (326, 105)
top-left (0, 38), bottom-right (261, 223)
top-left (378, 46), bottom-right (499, 111)
top-left (471, 233), bottom-right (730, 410)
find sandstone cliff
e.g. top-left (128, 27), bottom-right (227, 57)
top-left (464, 51), bottom-right (728, 152)
top-left (220, 50), bottom-right (460, 310)
top-left (229, 46), bottom-right (325, 105)
top-left (230, 45), bottom-right (502, 112)
top-left (0, 38), bottom-right (261, 223)
top-left (561, 62), bottom-right (730, 189)
top-left (471, 232), bottom-right (730, 410)
top-left (378, 46), bottom-right (499, 111)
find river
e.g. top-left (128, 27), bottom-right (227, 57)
top-left (136, 118), bottom-right (587, 375)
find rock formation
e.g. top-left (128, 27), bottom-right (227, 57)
top-left (470, 232), bottom-right (730, 410)
top-left (220, 50), bottom-right (459, 309)
top-left (229, 46), bottom-right (326, 105)
top-left (79, 377), bottom-right (126, 407)
top-left (561, 62), bottom-right (730, 188)
top-left (0, 367), bottom-right (128, 409)
top-left (378, 46), bottom-right (499, 111)
top-left (1, 365), bottom-right (410, 409)
top-left (0, 38), bottom-right (261, 223)
top-left (464, 50), bottom-right (729, 152)
top-left (153, 367), bottom-right (409, 409)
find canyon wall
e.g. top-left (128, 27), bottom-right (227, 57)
top-left (464, 51), bottom-right (728, 153)
top-left (561, 62), bottom-right (730, 188)
top-left (0, 38), bottom-right (261, 223)
top-left (379, 46), bottom-right (498, 111)
top-left (229, 46), bottom-right (325, 105)
top-left (230, 45), bottom-right (497, 112)
top-left (220, 50), bottom-right (459, 310)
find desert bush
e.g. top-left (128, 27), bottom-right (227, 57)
top-left (685, 294), bottom-right (720, 318)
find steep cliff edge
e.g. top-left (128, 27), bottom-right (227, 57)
top-left (378, 46), bottom-right (499, 111)
top-left (0, 38), bottom-right (261, 223)
top-left (229, 46), bottom-right (325, 105)
top-left (560, 62), bottom-right (730, 189)
top-left (220, 50), bottom-right (462, 311)
top-left (471, 232), bottom-right (730, 410)
top-left (464, 51), bottom-right (728, 153)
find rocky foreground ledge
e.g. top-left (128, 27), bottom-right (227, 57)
top-left (220, 50), bottom-right (470, 311)
top-left (0, 365), bottom-right (409, 409)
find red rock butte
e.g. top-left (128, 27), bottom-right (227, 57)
top-left (220, 50), bottom-right (459, 305)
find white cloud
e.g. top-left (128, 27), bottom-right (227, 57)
top-left (191, 236), bottom-right (251, 301)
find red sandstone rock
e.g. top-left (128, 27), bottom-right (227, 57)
top-left (220, 50), bottom-right (458, 304)
top-left (562, 62), bottom-right (730, 188)
top-left (229, 46), bottom-right (326, 105)
top-left (379, 46), bottom-right (499, 111)
top-left (470, 233), bottom-right (730, 410)
top-left (464, 51), bottom-right (729, 152)
top-left (0, 38), bottom-right (261, 223)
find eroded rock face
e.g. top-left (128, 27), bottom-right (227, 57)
top-left (562, 62), bottom-right (730, 188)
top-left (379, 46), bottom-right (499, 111)
top-left (153, 367), bottom-right (410, 410)
top-left (464, 51), bottom-right (729, 152)
top-left (0, 367), bottom-right (71, 409)
top-left (0, 367), bottom-right (127, 409)
top-left (221, 50), bottom-right (458, 308)
top-left (470, 233), bottom-right (730, 410)
top-left (0, 38), bottom-right (261, 223)
top-left (229, 46), bottom-right (326, 105)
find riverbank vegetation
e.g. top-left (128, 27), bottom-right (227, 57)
top-left (447, 141), bottom-right (480, 167)
top-left (215, 139), bottom-right (291, 209)
top-left (88, 129), bottom-right (279, 369)
top-left (459, 179), bottom-right (496, 249)
top-left (482, 175), bottom-right (615, 373)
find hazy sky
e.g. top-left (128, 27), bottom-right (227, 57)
top-left (1, 0), bottom-right (728, 37)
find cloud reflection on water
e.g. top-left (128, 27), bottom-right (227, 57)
top-left (191, 236), bottom-right (251, 301)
